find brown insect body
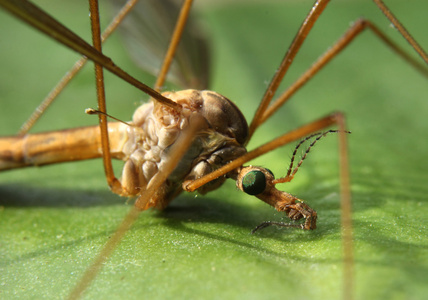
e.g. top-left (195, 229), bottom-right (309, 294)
top-left (0, 86), bottom-right (317, 227)
top-left (119, 89), bottom-right (248, 209)
top-left (1, 0), bottom-right (427, 299)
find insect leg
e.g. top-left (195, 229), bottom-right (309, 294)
top-left (154, 0), bottom-right (194, 91)
top-left (185, 112), bottom-right (353, 298)
top-left (0, 0), bottom-right (181, 110)
top-left (248, 0), bottom-right (331, 139)
top-left (257, 18), bottom-right (428, 128)
top-left (184, 112), bottom-right (341, 192)
top-left (67, 113), bottom-right (206, 299)
top-left (70, 0), bottom-right (204, 296)
top-left (88, 0), bottom-right (121, 194)
top-left (17, 0), bottom-right (139, 135)
top-left (373, 0), bottom-right (428, 63)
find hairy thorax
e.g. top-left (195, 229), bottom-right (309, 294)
top-left (116, 89), bottom-right (248, 208)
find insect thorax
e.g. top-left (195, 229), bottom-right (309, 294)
top-left (118, 89), bottom-right (248, 205)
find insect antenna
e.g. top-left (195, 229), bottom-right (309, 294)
top-left (274, 130), bottom-right (351, 184)
top-left (284, 132), bottom-right (327, 178)
top-left (185, 113), bottom-right (341, 192)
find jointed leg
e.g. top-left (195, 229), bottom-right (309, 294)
top-left (67, 1), bottom-right (205, 297)
top-left (184, 112), bottom-right (341, 192)
top-left (248, 0), bottom-right (331, 139)
top-left (154, 0), bottom-right (194, 91)
top-left (248, 0), bottom-right (428, 135)
top-left (89, 0), bottom-right (122, 194)
top-left (17, 0), bottom-right (139, 135)
top-left (185, 111), bottom-right (353, 297)
top-left (374, 0), bottom-right (428, 63)
top-left (258, 19), bottom-right (428, 128)
top-left (67, 111), bottom-right (205, 299)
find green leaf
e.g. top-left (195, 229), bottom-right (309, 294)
top-left (1, 1), bottom-right (427, 299)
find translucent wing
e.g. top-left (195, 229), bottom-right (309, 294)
top-left (108, 0), bottom-right (210, 90)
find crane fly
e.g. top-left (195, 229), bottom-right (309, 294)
top-left (1, 0), bottom-right (427, 299)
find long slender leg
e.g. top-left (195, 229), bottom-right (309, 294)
top-left (247, 0), bottom-right (331, 140)
top-left (184, 112), bottom-right (340, 192)
top-left (0, 0), bottom-right (187, 194)
top-left (337, 113), bottom-right (353, 300)
top-left (248, 0), bottom-right (428, 136)
top-left (154, 0), bottom-right (194, 91)
top-left (66, 206), bottom-right (140, 300)
top-left (184, 111), bottom-right (353, 300)
top-left (67, 114), bottom-right (205, 299)
top-left (373, 0), bottom-right (428, 63)
top-left (17, 0), bottom-right (139, 135)
top-left (257, 19), bottom-right (428, 128)
top-left (67, 1), bottom-right (203, 297)
top-left (0, 0), bottom-right (182, 110)
top-left (89, 0), bottom-right (121, 194)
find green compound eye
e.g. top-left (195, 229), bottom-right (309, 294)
top-left (242, 170), bottom-right (266, 195)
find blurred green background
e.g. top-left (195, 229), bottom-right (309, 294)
top-left (1, 1), bottom-right (427, 299)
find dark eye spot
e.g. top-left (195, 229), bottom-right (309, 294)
top-left (265, 168), bottom-right (274, 178)
top-left (242, 170), bottom-right (266, 195)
